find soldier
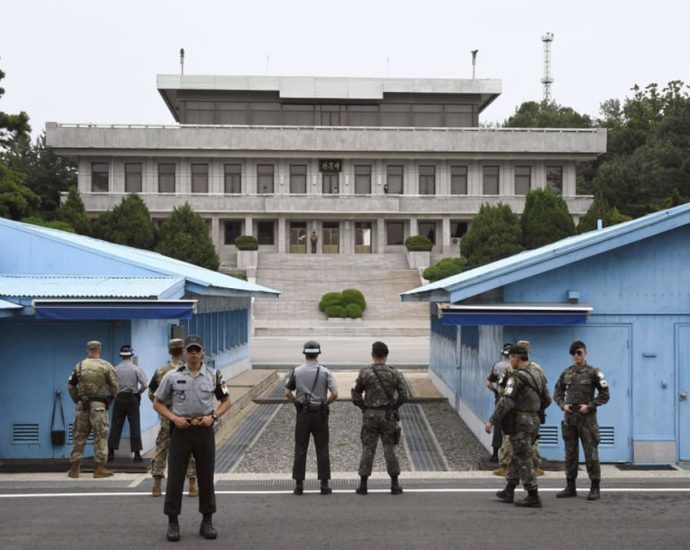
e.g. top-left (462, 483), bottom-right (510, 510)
top-left (485, 343), bottom-right (512, 463)
top-left (148, 338), bottom-right (197, 498)
top-left (494, 340), bottom-right (545, 477)
top-left (153, 336), bottom-right (232, 542)
top-left (485, 344), bottom-right (551, 508)
top-left (108, 345), bottom-right (147, 463)
top-left (284, 340), bottom-right (338, 495)
top-left (351, 341), bottom-right (408, 496)
top-left (67, 340), bottom-right (119, 479)
top-left (553, 340), bottom-right (610, 501)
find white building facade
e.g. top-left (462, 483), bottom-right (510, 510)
top-left (46, 75), bottom-right (606, 267)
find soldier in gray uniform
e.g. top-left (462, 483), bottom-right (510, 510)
top-left (485, 343), bottom-right (512, 463)
top-left (485, 344), bottom-right (551, 508)
top-left (108, 345), bottom-right (147, 463)
top-left (67, 340), bottom-right (119, 479)
top-left (153, 336), bottom-right (232, 542)
top-left (351, 341), bottom-right (408, 495)
top-left (553, 340), bottom-right (610, 501)
top-left (284, 340), bottom-right (338, 495)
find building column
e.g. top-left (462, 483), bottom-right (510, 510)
top-left (278, 217), bottom-right (287, 254)
top-left (441, 217), bottom-right (452, 255)
top-left (210, 216), bottom-right (221, 251)
top-left (409, 217), bottom-right (418, 237)
top-left (376, 218), bottom-right (386, 254)
top-left (244, 216), bottom-right (254, 236)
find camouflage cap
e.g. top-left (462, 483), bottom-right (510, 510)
top-left (185, 335), bottom-right (204, 350)
top-left (508, 344), bottom-right (529, 358)
top-left (168, 338), bottom-right (185, 352)
top-left (86, 340), bottom-right (102, 350)
top-left (516, 340), bottom-right (531, 352)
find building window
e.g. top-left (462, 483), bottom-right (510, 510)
top-left (257, 164), bottom-right (274, 194)
top-left (450, 220), bottom-right (469, 239)
top-left (289, 164), bottom-right (307, 194)
top-left (158, 163), bottom-right (176, 193)
top-left (386, 221), bottom-right (405, 245)
top-left (386, 165), bottom-right (403, 194)
top-left (419, 165), bottom-right (436, 195)
top-left (547, 166), bottom-right (563, 194)
top-left (450, 165), bottom-right (468, 195)
top-left (514, 165), bottom-right (531, 195)
top-left (91, 162), bottom-right (109, 192)
top-left (257, 221), bottom-right (275, 245)
top-left (125, 163), bottom-right (143, 193)
top-left (224, 164), bottom-right (241, 194)
top-left (354, 165), bottom-right (372, 195)
top-left (323, 173), bottom-right (339, 194)
top-left (418, 221), bottom-right (436, 245)
top-left (191, 164), bottom-right (209, 193)
top-left (483, 165), bottom-right (499, 195)
top-left (224, 220), bottom-right (242, 245)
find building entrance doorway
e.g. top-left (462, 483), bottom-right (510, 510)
top-left (322, 223), bottom-right (339, 254)
top-left (289, 222), bottom-right (307, 253)
top-left (355, 222), bottom-right (372, 254)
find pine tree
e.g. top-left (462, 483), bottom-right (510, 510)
top-left (521, 188), bottom-right (576, 249)
top-left (156, 203), bottom-right (220, 271)
top-left (56, 187), bottom-right (92, 235)
top-left (461, 203), bottom-right (524, 269)
top-left (92, 194), bottom-right (156, 249)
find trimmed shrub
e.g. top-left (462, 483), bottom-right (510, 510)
top-left (325, 305), bottom-right (346, 318)
top-left (341, 288), bottom-right (366, 311)
top-left (405, 235), bottom-right (433, 251)
top-left (423, 257), bottom-right (466, 282)
top-left (234, 235), bottom-right (259, 250)
top-left (345, 303), bottom-right (363, 318)
top-left (319, 292), bottom-right (343, 312)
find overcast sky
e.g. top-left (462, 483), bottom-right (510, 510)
top-left (2, 0), bottom-right (688, 137)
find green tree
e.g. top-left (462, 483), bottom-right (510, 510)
top-left (521, 187), bottom-right (576, 249)
top-left (156, 203), bottom-right (220, 271)
top-left (461, 203), bottom-right (524, 269)
top-left (577, 193), bottom-right (632, 233)
top-left (0, 163), bottom-right (40, 220)
top-left (56, 187), bottom-right (92, 235)
top-left (504, 101), bottom-right (593, 128)
top-left (21, 216), bottom-right (75, 233)
top-left (92, 194), bottom-right (156, 249)
top-left (0, 63), bottom-right (31, 148)
top-left (593, 81), bottom-right (690, 217)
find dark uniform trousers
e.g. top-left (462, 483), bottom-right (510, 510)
top-left (164, 425), bottom-right (216, 517)
top-left (108, 393), bottom-right (142, 452)
top-left (562, 411), bottom-right (601, 480)
top-left (292, 406), bottom-right (330, 481)
top-left (491, 394), bottom-right (503, 450)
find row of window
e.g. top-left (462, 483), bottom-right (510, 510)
top-left (222, 219), bottom-right (468, 247)
top-left (91, 162), bottom-right (564, 196)
top-left (179, 310), bottom-right (248, 356)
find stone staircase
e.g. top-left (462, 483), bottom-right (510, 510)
top-left (253, 253), bottom-right (429, 336)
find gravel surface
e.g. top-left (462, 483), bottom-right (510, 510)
top-left (234, 401), bottom-right (411, 473)
top-left (420, 401), bottom-right (489, 471)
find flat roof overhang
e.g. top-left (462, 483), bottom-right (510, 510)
top-left (33, 299), bottom-right (197, 321)
top-left (437, 303), bottom-right (593, 326)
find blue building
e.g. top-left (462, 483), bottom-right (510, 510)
top-left (402, 203), bottom-right (690, 465)
top-left (0, 218), bottom-right (279, 460)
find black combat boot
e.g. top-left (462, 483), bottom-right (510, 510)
top-left (199, 515), bottom-right (217, 539)
top-left (167, 516), bottom-right (180, 542)
top-left (495, 481), bottom-right (516, 503)
top-left (556, 478), bottom-right (577, 498)
top-left (320, 479), bottom-right (332, 495)
top-left (587, 479), bottom-right (601, 501)
top-left (107, 449), bottom-right (115, 463)
top-left (133, 451), bottom-right (143, 463)
top-left (390, 475), bottom-right (403, 495)
top-left (515, 489), bottom-right (542, 508)
top-left (293, 480), bottom-right (304, 495)
top-left (355, 476), bottom-right (368, 495)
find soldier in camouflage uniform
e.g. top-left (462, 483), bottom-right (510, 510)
top-left (495, 340), bottom-right (545, 477)
top-left (148, 338), bottom-right (197, 497)
top-left (485, 344), bottom-right (551, 508)
top-left (67, 340), bottom-right (119, 479)
top-left (351, 341), bottom-right (408, 495)
top-left (554, 340), bottom-right (610, 501)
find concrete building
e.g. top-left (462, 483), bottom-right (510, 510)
top-left (402, 203), bottom-right (690, 465)
top-left (46, 74), bottom-right (606, 268)
top-left (0, 218), bottom-right (278, 460)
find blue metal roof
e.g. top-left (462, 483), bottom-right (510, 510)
top-left (0, 275), bottom-right (184, 299)
top-left (0, 298), bottom-right (21, 310)
top-left (402, 202), bottom-right (690, 303)
top-left (0, 219), bottom-right (280, 299)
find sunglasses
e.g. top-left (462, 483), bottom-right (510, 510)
top-left (186, 346), bottom-right (202, 353)
top-left (572, 349), bottom-right (585, 356)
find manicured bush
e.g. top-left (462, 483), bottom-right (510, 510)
top-left (405, 235), bottom-right (433, 251)
top-left (234, 235), bottom-right (259, 250)
top-left (325, 305), bottom-right (346, 318)
top-left (345, 303), bottom-right (363, 318)
top-left (342, 288), bottom-right (366, 311)
top-left (319, 292), bottom-right (343, 312)
top-left (423, 257), bottom-right (466, 282)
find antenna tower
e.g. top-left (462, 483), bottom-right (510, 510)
top-left (541, 33), bottom-right (554, 103)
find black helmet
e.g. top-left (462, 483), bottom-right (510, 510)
top-left (501, 343), bottom-right (512, 356)
top-left (303, 340), bottom-right (321, 354)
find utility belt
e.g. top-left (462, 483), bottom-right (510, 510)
top-left (513, 409), bottom-right (539, 417)
top-left (363, 405), bottom-right (400, 422)
top-left (184, 416), bottom-right (211, 426)
top-left (295, 402), bottom-right (328, 414)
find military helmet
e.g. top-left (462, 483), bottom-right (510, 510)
top-left (501, 343), bottom-right (512, 356)
top-left (303, 340), bottom-right (321, 354)
top-left (119, 345), bottom-right (134, 357)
